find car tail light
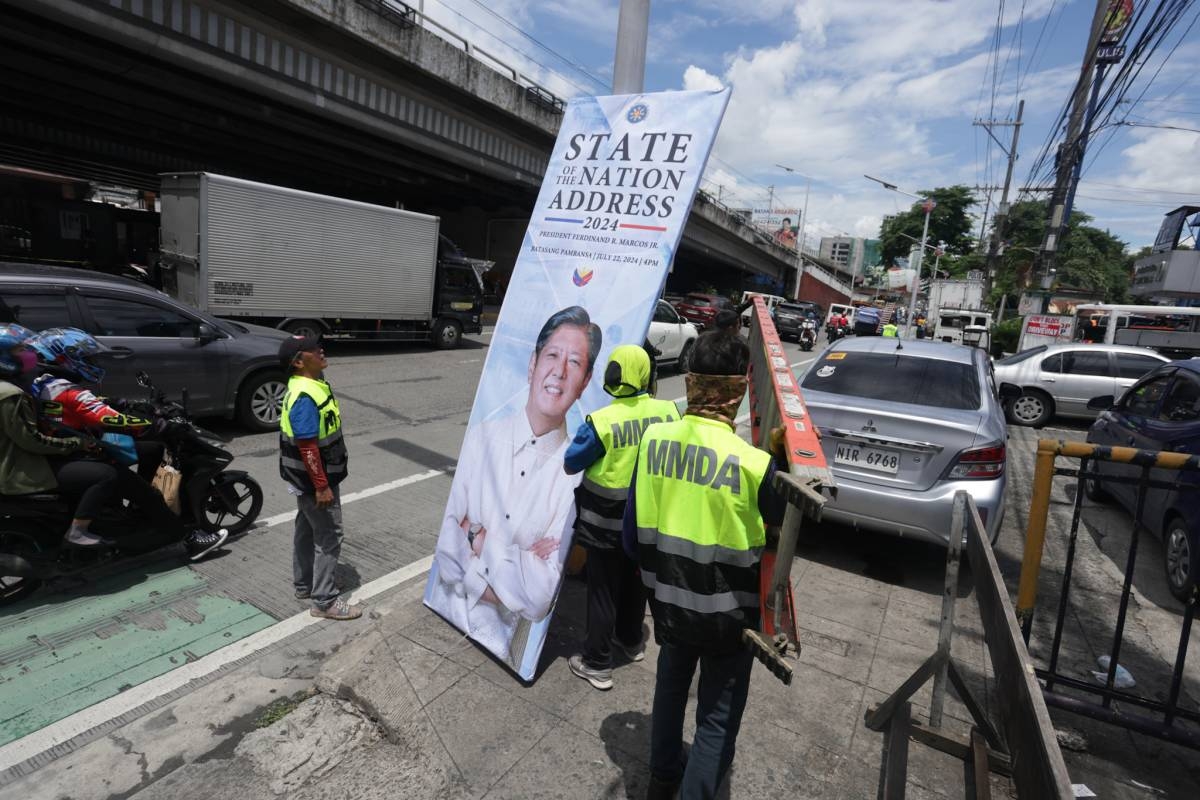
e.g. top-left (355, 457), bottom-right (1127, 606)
top-left (948, 443), bottom-right (1006, 479)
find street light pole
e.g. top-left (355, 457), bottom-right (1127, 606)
top-left (910, 199), bottom-right (934, 338)
top-left (612, 0), bottom-right (650, 94)
top-left (865, 175), bottom-right (935, 338)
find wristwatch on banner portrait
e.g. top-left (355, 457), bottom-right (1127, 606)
top-left (467, 522), bottom-right (483, 549)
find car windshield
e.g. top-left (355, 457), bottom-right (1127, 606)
top-left (995, 345), bottom-right (1048, 366)
top-left (802, 352), bottom-right (981, 410)
top-left (684, 295), bottom-right (712, 307)
top-left (777, 304), bottom-right (805, 314)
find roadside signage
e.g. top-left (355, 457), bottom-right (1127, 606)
top-left (1019, 314), bottom-right (1076, 352)
top-left (422, 88), bottom-right (730, 681)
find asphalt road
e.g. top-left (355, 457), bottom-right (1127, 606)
top-left (0, 329), bottom-right (823, 747)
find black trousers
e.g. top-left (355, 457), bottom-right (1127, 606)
top-left (582, 545), bottom-right (647, 669)
top-left (51, 456), bottom-right (183, 539)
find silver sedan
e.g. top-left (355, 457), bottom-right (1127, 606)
top-left (799, 338), bottom-right (1009, 546)
top-left (992, 343), bottom-right (1169, 427)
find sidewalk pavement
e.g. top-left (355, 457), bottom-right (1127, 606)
top-left (3, 426), bottom-right (1196, 799)
top-left (0, 551), bottom-right (1017, 800)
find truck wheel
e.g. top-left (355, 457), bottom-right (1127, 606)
top-left (433, 319), bottom-right (462, 350)
top-left (236, 371), bottom-right (288, 432)
top-left (283, 319), bottom-right (324, 339)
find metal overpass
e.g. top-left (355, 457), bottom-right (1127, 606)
top-left (0, 0), bottom-right (811, 289)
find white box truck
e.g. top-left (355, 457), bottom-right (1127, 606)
top-left (158, 173), bottom-right (487, 348)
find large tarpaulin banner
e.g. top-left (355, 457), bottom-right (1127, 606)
top-left (424, 88), bottom-right (731, 681)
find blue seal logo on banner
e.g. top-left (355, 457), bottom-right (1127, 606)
top-left (572, 267), bottom-right (594, 287)
top-left (626, 103), bottom-right (648, 124)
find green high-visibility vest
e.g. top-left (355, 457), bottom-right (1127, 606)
top-left (574, 394), bottom-right (677, 549)
top-left (279, 375), bottom-right (348, 491)
top-left (633, 415), bottom-right (771, 652)
top-left (882, 323), bottom-right (899, 337)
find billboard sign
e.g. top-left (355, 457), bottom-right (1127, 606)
top-left (423, 88), bottom-right (730, 681)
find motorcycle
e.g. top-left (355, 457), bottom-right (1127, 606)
top-left (0, 372), bottom-right (263, 605)
top-left (799, 319), bottom-right (817, 351)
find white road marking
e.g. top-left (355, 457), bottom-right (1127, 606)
top-left (0, 554), bottom-right (435, 773)
top-left (256, 468), bottom-right (447, 529)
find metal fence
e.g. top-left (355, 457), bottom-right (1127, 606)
top-left (1016, 438), bottom-right (1200, 750)
top-left (867, 491), bottom-right (1074, 799)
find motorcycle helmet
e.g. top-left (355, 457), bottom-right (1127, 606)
top-left (0, 323), bottom-right (36, 378)
top-left (29, 327), bottom-right (112, 385)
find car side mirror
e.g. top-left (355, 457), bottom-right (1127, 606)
top-left (998, 382), bottom-right (1022, 401)
top-left (197, 323), bottom-right (219, 344)
top-left (1087, 395), bottom-right (1115, 411)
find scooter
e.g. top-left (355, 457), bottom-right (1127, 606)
top-left (0, 372), bottom-right (263, 605)
top-left (799, 320), bottom-right (817, 351)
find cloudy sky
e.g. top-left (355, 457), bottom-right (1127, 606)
top-left (420, 0), bottom-right (1200, 252)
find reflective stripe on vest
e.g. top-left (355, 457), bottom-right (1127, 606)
top-left (633, 415), bottom-right (770, 648)
top-left (279, 375), bottom-right (348, 491)
top-left (573, 395), bottom-right (677, 548)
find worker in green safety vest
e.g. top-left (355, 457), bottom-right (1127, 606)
top-left (278, 334), bottom-right (360, 621)
top-left (563, 344), bottom-right (678, 691)
top-left (623, 331), bottom-right (788, 799)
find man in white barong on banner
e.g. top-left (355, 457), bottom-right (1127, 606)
top-left (431, 306), bottom-right (602, 664)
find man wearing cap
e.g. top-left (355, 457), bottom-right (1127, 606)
top-left (278, 335), bottom-right (360, 620)
top-left (563, 344), bottom-right (678, 690)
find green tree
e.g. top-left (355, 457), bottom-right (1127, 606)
top-left (988, 200), bottom-right (1132, 305)
top-left (878, 185), bottom-right (977, 267)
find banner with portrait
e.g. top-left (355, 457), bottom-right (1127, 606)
top-left (423, 88), bottom-right (731, 681)
top-left (751, 207), bottom-right (799, 250)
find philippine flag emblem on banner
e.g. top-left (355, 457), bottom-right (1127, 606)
top-left (572, 267), bottom-right (594, 286)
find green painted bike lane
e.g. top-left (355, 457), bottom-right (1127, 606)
top-left (0, 564), bottom-right (275, 747)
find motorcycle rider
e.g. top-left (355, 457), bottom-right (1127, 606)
top-left (28, 328), bottom-right (227, 559)
top-left (799, 310), bottom-right (819, 348)
top-left (0, 323), bottom-right (107, 546)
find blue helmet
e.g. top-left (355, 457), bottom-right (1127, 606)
top-left (0, 323), bottom-right (36, 378)
top-left (29, 327), bottom-right (111, 385)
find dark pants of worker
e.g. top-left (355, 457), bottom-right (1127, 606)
top-left (51, 457), bottom-right (184, 539)
top-left (293, 486), bottom-right (342, 610)
top-left (649, 643), bottom-right (754, 800)
top-left (582, 544), bottom-right (646, 669)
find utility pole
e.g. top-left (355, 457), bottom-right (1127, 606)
top-left (612, 0), bottom-right (650, 94)
top-left (976, 99), bottom-right (1025, 303)
top-left (1034, 0), bottom-right (1112, 300)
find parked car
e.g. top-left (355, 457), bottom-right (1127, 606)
top-left (1085, 359), bottom-right (1200, 600)
top-left (773, 301), bottom-right (822, 342)
top-left (993, 343), bottom-right (1170, 427)
top-left (648, 299), bottom-right (699, 370)
top-left (673, 293), bottom-right (733, 330)
top-left (799, 337), bottom-right (1011, 545)
top-left (0, 264), bottom-right (290, 431)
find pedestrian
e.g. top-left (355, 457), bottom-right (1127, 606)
top-left (881, 318), bottom-right (899, 337)
top-left (564, 344), bottom-right (678, 690)
top-left (278, 335), bottom-right (360, 620)
top-left (625, 331), bottom-right (787, 800)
